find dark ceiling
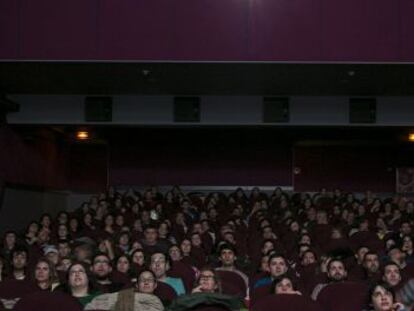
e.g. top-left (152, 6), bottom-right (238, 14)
top-left (1, 62), bottom-right (414, 96)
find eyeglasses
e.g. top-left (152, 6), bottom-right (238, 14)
top-left (94, 260), bottom-right (110, 265)
top-left (199, 275), bottom-right (215, 280)
top-left (69, 270), bottom-right (86, 275)
top-left (138, 278), bottom-right (155, 283)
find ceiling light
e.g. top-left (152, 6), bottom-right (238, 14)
top-left (76, 131), bottom-right (89, 140)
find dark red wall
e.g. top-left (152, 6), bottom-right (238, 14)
top-left (0, 126), bottom-right (66, 189)
top-left (109, 129), bottom-right (292, 186)
top-left (1, 0), bottom-right (413, 61)
top-left (293, 145), bottom-right (396, 192)
top-left (2, 127), bottom-right (414, 193)
top-left (68, 143), bottom-right (108, 192)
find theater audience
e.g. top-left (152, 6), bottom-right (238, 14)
top-left (83, 269), bottom-right (164, 311)
top-left (2, 186), bottom-right (414, 310)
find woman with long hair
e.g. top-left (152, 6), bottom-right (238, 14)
top-left (33, 258), bottom-right (59, 291)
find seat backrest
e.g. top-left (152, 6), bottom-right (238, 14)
top-left (252, 294), bottom-right (324, 311)
top-left (13, 291), bottom-right (82, 311)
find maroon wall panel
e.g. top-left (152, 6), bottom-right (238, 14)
top-left (0, 127), bottom-right (66, 189)
top-left (108, 129), bottom-right (292, 186)
top-left (400, 0), bottom-right (414, 61)
top-left (168, 0), bottom-right (250, 60)
top-left (293, 145), bottom-right (395, 192)
top-left (98, 0), bottom-right (249, 60)
top-left (68, 144), bottom-right (108, 192)
top-left (110, 146), bottom-right (292, 186)
top-left (1, 0), bottom-right (413, 61)
top-left (320, 0), bottom-right (399, 61)
top-left (98, 0), bottom-right (175, 60)
top-left (19, 0), bottom-right (98, 59)
top-left (251, 0), bottom-right (322, 61)
top-left (0, 1), bottom-right (19, 58)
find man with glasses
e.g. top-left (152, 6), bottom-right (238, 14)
top-left (90, 253), bottom-right (123, 293)
top-left (84, 268), bottom-right (164, 311)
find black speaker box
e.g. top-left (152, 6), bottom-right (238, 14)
top-left (85, 96), bottom-right (112, 122)
top-left (174, 97), bottom-right (200, 122)
top-left (349, 97), bottom-right (376, 124)
top-left (263, 97), bottom-right (290, 123)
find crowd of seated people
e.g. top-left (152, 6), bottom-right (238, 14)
top-left (1, 186), bottom-right (414, 310)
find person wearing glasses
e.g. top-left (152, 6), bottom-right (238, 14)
top-left (90, 252), bottom-right (124, 293)
top-left (168, 267), bottom-right (247, 311)
top-left (64, 262), bottom-right (100, 307)
top-left (192, 267), bottom-right (221, 294)
top-left (84, 269), bottom-right (164, 311)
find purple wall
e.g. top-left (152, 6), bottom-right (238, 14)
top-left (1, 0), bottom-right (413, 61)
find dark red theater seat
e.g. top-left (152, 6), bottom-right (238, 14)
top-left (154, 281), bottom-right (177, 305)
top-left (168, 260), bottom-right (196, 293)
top-left (215, 270), bottom-right (246, 298)
top-left (0, 280), bottom-right (39, 310)
top-left (316, 281), bottom-right (369, 311)
top-left (13, 291), bottom-right (82, 311)
top-left (252, 294), bottom-right (323, 311)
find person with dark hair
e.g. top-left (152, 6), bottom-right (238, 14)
top-left (365, 282), bottom-right (406, 311)
top-left (311, 258), bottom-right (348, 300)
top-left (136, 270), bottom-right (158, 295)
top-left (33, 257), bottom-right (59, 291)
top-left (168, 266), bottom-right (247, 311)
top-left (130, 248), bottom-right (146, 276)
top-left (90, 252), bottom-right (123, 293)
top-left (363, 251), bottom-right (382, 282)
top-left (150, 252), bottom-right (185, 296)
top-left (271, 275), bottom-right (302, 295)
top-left (382, 262), bottom-right (402, 289)
top-left (1, 231), bottom-right (18, 259)
top-left (387, 246), bottom-right (414, 281)
top-left (179, 238), bottom-right (192, 265)
top-left (83, 269), bottom-right (164, 311)
top-left (9, 247), bottom-right (28, 280)
top-left (254, 253), bottom-right (289, 289)
top-left (24, 222), bottom-right (39, 246)
top-left (73, 240), bottom-right (94, 264)
top-left (63, 262), bottom-right (100, 307)
top-left (167, 244), bottom-right (196, 293)
top-left (192, 267), bottom-right (222, 294)
top-left (57, 240), bottom-right (72, 259)
top-left (141, 225), bottom-right (169, 255)
top-left (215, 244), bottom-right (249, 297)
top-left (115, 254), bottom-right (131, 276)
top-left (401, 235), bottom-right (414, 263)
